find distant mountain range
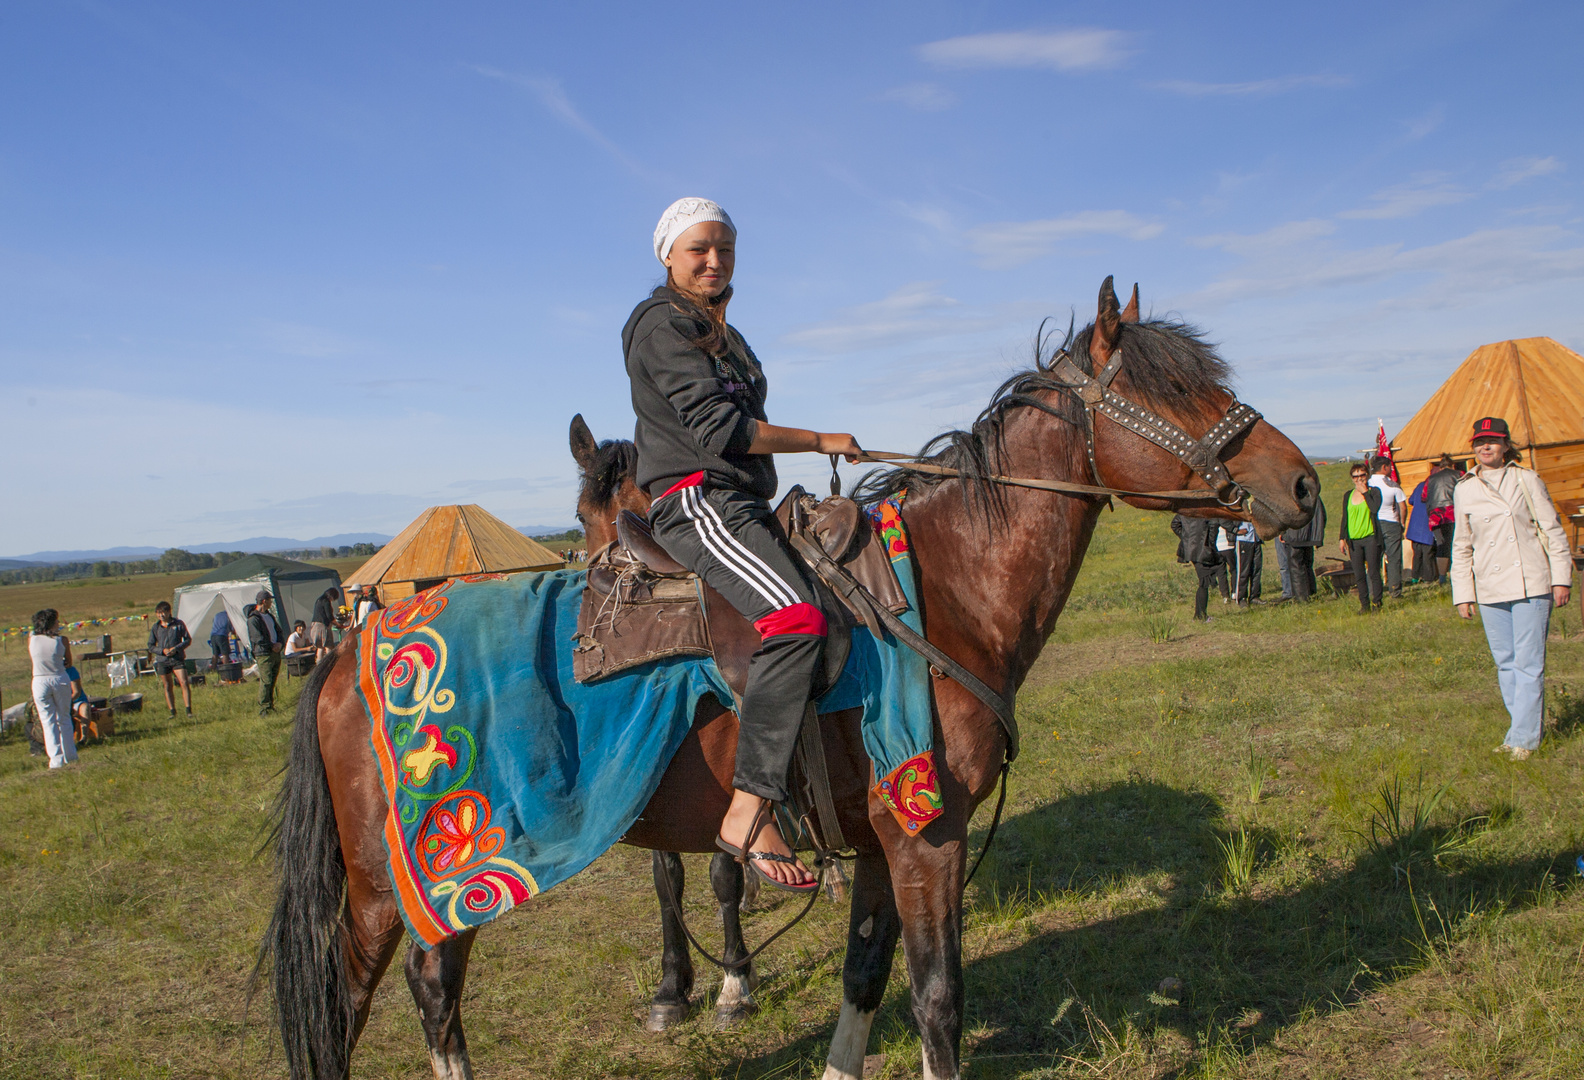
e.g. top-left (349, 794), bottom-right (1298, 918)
top-left (2, 533), bottom-right (394, 565)
top-left (516, 525), bottom-right (580, 538)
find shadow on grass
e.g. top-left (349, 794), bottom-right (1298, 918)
top-left (710, 778), bottom-right (1570, 1079)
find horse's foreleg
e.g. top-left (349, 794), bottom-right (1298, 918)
top-left (890, 841), bottom-right (964, 1080)
top-left (822, 850), bottom-right (901, 1080)
top-left (403, 928), bottom-right (479, 1080)
top-left (646, 851), bottom-right (694, 1032)
top-left (710, 851), bottom-right (756, 1027)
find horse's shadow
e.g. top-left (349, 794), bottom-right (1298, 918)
top-left (723, 778), bottom-right (1568, 1078)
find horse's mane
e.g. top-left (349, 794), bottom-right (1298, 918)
top-left (852, 317), bottom-right (1234, 527)
top-left (578, 438), bottom-right (640, 505)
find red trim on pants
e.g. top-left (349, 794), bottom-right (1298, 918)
top-left (655, 471), bottom-right (705, 501)
top-left (753, 602), bottom-right (827, 638)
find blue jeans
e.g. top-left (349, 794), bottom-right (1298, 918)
top-left (1479, 596), bottom-right (1552, 751)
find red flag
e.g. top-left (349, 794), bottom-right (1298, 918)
top-left (1375, 419), bottom-right (1399, 484)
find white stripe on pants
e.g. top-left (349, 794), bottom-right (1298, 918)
top-left (32, 676), bottom-right (76, 769)
top-left (680, 487), bottom-right (799, 610)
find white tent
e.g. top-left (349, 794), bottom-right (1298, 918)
top-left (173, 554), bottom-right (342, 660)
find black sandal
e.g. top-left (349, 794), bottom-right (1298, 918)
top-left (716, 804), bottom-right (818, 894)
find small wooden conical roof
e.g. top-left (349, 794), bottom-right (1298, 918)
top-left (1393, 337), bottom-right (1584, 460)
top-left (345, 505), bottom-right (563, 588)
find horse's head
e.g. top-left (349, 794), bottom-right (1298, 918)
top-left (570, 414), bottom-right (650, 551)
top-left (1079, 277), bottom-right (1317, 538)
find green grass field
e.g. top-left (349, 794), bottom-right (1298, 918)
top-left (1, 469), bottom-right (1580, 1079)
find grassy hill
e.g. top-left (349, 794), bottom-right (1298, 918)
top-left (0, 467), bottom-right (1579, 1078)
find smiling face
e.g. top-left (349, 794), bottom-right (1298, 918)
top-left (663, 220), bottom-right (735, 299)
top-left (1351, 468), bottom-right (1370, 493)
top-left (1471, 437), bottom-right (1507, 468)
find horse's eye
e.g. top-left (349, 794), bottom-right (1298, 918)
top-left (575, 512), bottom-right (586, 524)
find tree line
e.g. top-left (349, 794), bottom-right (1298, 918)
top-left (0, 542), bottom-right (381, 586)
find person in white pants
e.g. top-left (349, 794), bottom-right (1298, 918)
top-left (29, 608), bottom-right (78, 769)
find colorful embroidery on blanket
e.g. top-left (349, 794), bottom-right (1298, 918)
top-left (861, 492), bottom-right (944, 835)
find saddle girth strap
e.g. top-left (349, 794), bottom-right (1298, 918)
top-left (786, 531), bottom-right (1019, 763)
top-left (794, 700), bottom-right (846, 853)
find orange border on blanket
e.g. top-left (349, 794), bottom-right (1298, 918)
top-left (361, 618), bottom-right (451, 948)
top-left (873, 750), bottom-right (943, 834)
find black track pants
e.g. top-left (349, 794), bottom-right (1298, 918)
top-left (648, 478), bottom-right (826, 803)
top-left (1349, 535), bottom-right (1384, 611)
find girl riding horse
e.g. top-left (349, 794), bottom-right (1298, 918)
top-left (626, 196), bottom-right (861, 892)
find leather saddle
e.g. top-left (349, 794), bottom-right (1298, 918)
top-left (572, 488), bottom-right (908, 698)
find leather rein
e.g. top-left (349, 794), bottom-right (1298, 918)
top-left (853, 345), bottom-right (1263, 510)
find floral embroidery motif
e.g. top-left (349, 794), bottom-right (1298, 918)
top-left (869, 493), bottom-right (910, 558)
top-left (874, 750), bottom-right (943, 834)
top-left (418, 791), bottom-right (504, 881)
top-left (400, 723), bottom-right (458, 786)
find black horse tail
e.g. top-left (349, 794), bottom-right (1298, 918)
top-left (255, 656), bottom-right (354, 1080)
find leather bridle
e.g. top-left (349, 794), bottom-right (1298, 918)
top-left (1044, 346), bottom-right (1262, 508)
top-left (855, 345), bottom-right (1263, 511)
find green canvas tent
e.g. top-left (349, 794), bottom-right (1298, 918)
top-left (173, 554), bottom-right (342, 660)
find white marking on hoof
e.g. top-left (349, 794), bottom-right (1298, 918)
top-left (717, 968), bottom-right (757, 1009)
top-left (429, 1048), bottom-right (474, 1080)
top-left (921, 1048), bottom-right (958, 1080)
top-left (822, 1002), bottom-right (875, 1080)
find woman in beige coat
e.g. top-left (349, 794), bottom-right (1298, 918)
top-left (1451, 416), bottom-right (1573, 759)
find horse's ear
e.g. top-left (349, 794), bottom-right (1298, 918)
top-left (1090, 275), bottom-right (1122, 366)
top-left (569, 414), bottom-right (598, 470)
top-left (1121, 283), bottom-right (1140, 324)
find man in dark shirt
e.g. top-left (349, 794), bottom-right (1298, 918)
top-left (247, 590), bottom-right (286, 716)
top-left (208, 609), bottom-right (233, 664)
top-left (147, 601), bottom-right (193, 717)
top-left (309, 586), bottom-right (344, 662)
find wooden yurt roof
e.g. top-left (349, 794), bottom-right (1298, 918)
top-left (1393, 337), bottom-right (1584, 460)
top-left (344, 505), bottom-right (563, 587)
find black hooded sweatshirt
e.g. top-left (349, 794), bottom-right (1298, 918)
top-left (623, 287), bottom-right (776, 500)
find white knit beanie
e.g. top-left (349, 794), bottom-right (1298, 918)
top-left (653, 197), bottom-right (735, 264)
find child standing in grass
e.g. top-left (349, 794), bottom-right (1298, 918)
top-left (147, 601), bottom-right (192, 717)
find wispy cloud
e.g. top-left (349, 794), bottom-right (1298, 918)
top-left (919, 29), bottom-right (1131, 72)
top-left (782, 282), bottom-right (1000, 353)
top-left (880, 82), bottom-right (956, 111)
top-left (472, 65), bottom-right (645, 175)
top-left (968, 210), bottom-right (1164, 269)
top-left (1489, 155), bottom-right (1564, 190)
top-left (1151, 74), bottom-right (1351, 97)
top-left (1403, 105), bottom-right (1445, 141)
top-left (1337, 175), bottom-right (1472, 220)
top-left (1185, 221), bottom-right (1584, 306)
top-left (1192, 219), bottom-right (1336, 258)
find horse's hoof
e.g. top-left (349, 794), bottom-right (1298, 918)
top-left (644, 1001), bottom-right (692, 1033)
top-left (714, 1001), bottom-right (756, 1029)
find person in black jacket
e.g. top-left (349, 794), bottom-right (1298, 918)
top-left (1172, 515), bottom-right (1226, 621)
top-left (1424, 453), bottom-right (1460, 580)
top-left (625, 198), bottom-right (860, 893)
top-left (309, 586), bottom-right (344, 662)
top-left (1340, 462), bottom-right (1385, 612)
top-left (147, 601), bottom-right (193, 717)
top-left (246, 590), bottom-right (286, 716)
top-left (1278, 482), bottom-right (1326, 601)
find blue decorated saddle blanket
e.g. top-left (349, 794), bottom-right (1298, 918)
top-left (360, 511), bottom-right (936, 948)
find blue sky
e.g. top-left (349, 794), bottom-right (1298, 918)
top-left (3, 1), bottom-right (1580, 554)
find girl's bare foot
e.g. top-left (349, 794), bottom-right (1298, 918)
top-left (719, 792), bottom-right (815, 888)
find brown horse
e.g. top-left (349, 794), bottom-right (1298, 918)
top-left (261, 278), bottom-right (1317, 1080)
